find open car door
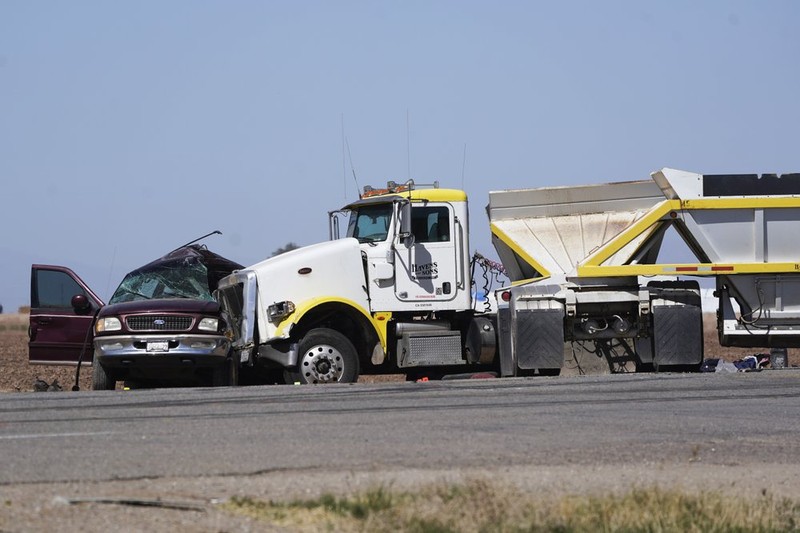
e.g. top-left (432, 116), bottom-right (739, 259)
top-left (29, 265), bottom-right (104, 365)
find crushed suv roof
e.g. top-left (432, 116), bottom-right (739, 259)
top-left (109, 245), bottom-right (244, 304)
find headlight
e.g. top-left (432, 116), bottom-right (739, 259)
top-left (267, 301), bottom-right (295, 322)
top-left (198, 317), bottom-right (219, 332)
top-left (96, 317), bottom-right (122, 333)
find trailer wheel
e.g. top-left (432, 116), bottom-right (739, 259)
top-left (92, 353), bottom-right (116, 391)
top-left (284, 328), bottom-right (360, 384)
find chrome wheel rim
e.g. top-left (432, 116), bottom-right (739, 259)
top-left (300, 344), bottom-right (344, 383)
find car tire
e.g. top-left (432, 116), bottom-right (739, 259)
top-left (92, 353), bottom-right (116, 391)
top-left (284, 328), bottom-right (359, 384)
top-left (212, 355), bottom-right (239, 387)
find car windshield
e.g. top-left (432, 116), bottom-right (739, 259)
top-left (347, 203), bottom-right (393, 243)
top-left (109, 259), bottom-right (213, 304)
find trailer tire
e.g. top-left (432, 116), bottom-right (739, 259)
top-left (92, 353), bottom-right (116, 391)
top-left (284, 328), bottom-right (359, 384)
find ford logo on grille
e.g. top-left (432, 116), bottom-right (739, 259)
top-left (153, 319), bottom-right (166, 326)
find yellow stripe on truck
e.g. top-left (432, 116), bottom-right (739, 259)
top-left (274, 297), bottom-right (390, 352)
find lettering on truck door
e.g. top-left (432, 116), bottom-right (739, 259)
top-left (394, 204), bottom-right (459, 304)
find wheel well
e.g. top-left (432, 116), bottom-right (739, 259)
top-left (292, 302), bottom-right (377, 364)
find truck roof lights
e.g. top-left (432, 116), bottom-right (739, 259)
top-left (361, 180), bottom-right (440, 199)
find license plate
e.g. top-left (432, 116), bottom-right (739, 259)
top-left (146, 341), bottom-right (169, 352)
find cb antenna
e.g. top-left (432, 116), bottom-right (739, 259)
top-left (345, 137), bottom-right (361, 197)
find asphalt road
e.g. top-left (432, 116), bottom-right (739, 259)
top-left (2, 370), bottom-right (799, 486)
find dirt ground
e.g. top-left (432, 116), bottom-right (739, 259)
top-left (0, 314), bottom-right (93, 393)
top-left (0, 313), bottom-right (775, 393)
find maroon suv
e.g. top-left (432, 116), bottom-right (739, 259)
top-left (29, 245), bottom-right (243, 390)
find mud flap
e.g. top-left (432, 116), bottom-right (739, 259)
top-left (652, 303), bottom-right (703, 369)
top-left (514, 309), bottom-right (564, 371)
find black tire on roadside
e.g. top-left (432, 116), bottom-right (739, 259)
top-left (92, 353), bottom-right (116, 391)
top-left (283, 328), bottom-right (359, 384)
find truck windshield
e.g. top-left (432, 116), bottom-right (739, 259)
top-left (109, 260), bottom-right (213, 304)
top-left (347, 203), bottom-right (393, 243)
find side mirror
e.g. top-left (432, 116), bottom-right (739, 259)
top-left (71, 294), bottom-right (91, 313)
top-left (398, 201), bottom-right (414, 244)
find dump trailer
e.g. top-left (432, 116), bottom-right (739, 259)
top-left (489, 168), bottom-right (800, 375)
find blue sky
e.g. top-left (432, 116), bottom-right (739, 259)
top-left (1, 1), bottom-right (798, 312)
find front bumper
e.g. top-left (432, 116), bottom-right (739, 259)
top-left (94, 334), bottom-right (230, 369)
top-left (215, 269), bottom-right (259, 365)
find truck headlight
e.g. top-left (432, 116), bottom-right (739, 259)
top-left (267, 301), bottom-right (295, 322)
top-left (96, 317), bottom-right (122, 333)
top-left (198, 317), bottom-right (219, 332)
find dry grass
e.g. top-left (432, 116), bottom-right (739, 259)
top-left (225, 479), bottom-right (800, 532)
top-left (0, 312), bottom-right (27, 332)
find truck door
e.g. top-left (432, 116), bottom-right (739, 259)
top-left (29, 265), bottom-right (104, 365)
top-left (394, 204), bottom-right (460, 304)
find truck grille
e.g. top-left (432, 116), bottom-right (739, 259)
top-left (126, 315), bottom-right (193, 331)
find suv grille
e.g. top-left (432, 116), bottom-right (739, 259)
top-left (126, 315), bottom-right (193, 331)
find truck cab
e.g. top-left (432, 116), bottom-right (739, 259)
top-left (337, 182), bottom-right (471, 312)
top-left (216, 181), bottom-right (489, 384)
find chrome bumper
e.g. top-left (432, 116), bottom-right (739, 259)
top-left (94, 334), bottom-right (230, 368)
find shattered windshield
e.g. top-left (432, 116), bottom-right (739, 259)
top-left (109, 259), bottom-right (213, 304)
top-left (347, 203), bottom-right (393, 243)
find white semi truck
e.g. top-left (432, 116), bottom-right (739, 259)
top-left (216, 168), bottom-right (800, 383)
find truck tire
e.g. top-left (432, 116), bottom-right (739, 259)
top-left (92, 353), bottom-right (116, 391)
top-left (284, 328), bottom-right (359, 384)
